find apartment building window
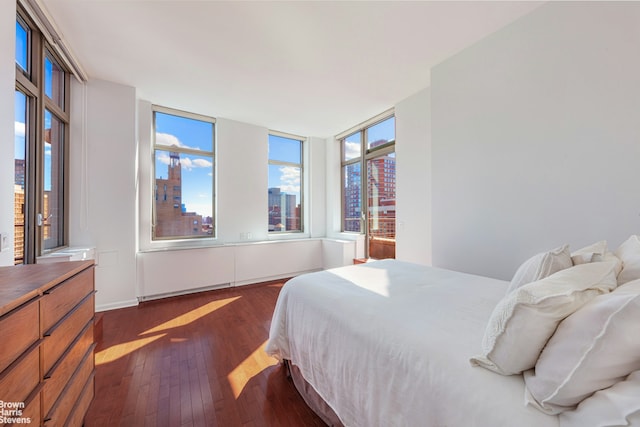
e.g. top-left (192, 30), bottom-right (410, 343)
top-left (15, 8), bottom-right (70, 264)
top-left (152, 106), bottom-right (215, 240)
top-left (340, 114), bottom-right (396, 259)
top-left (268, 133), bottom-right (303, 233)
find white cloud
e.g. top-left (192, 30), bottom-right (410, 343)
top-left (156, 152), bottom-right (211, 172)
top-left (344, 141), bottom-right (360, 159)
top-left (279, 166), bottom-right (300, 193)
top-left (155, 132), bottom-right (199, 150)
top-left (156, 152), bottom-right (171, 165)
top-left (15, 121), bottom-right (25, 138)
top-left (181, 157), bottom-right (212, 171)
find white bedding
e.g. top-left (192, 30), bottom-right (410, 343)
top-left (265, 259), bottom-right (560, 427)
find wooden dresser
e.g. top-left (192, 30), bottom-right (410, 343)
top-left (0, 260), bottom-right (96, 427)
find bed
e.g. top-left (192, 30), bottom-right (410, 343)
top-left (265, 256), bottom-right (640, 427)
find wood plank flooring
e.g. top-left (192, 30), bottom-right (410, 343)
top-left (86, 281), bottom-right (326, 427)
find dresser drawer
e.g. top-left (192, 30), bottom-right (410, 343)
top-left (0, 299), bottom-right (39, 373)
top-left (41, 268), bottom-right (94, 333)
top-left (42, 321), bottom-right (94, 416)
top-left (0, 388), bottom-right (42, 427)
top-left (42, 293), bottom-right (94, 375)
top-left (44, 343), bottom-right (95, 426)
top-left (21, 390), bottom-right (41, 426)
top-left (0, 344), bottom-right (40, 404)
top-left (63, 373), bottom-right (94, 427)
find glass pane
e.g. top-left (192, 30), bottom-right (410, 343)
top-left (268, 165), bottom-right (301, 232)
top-left (343, 132), bottom-right (361, 161)
top-left (367, 152), bottom-right (396, 259)
top-left (43, 110), bottom-right (65, 250)
top-left (45, 54), bottom-right (65, 109)
top-left (155, 112), bottom-right (214, 152)
top-left (16, 18), bottom-right (28, 73)
top-left (367, 117), bottom-right (395, 150)
top-left (154, 150), bottom-right (213, 238)
top-left (15, 91), bottom-right (27, 264)
top-left (342, 162), bottom-right (361, 232)
top-left (269, 134), bottom-right (301, 163)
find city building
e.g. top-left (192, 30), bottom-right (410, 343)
top-left (268, 187), bottom-right (300, 232)
top-left (155, 151), bottom-right (208, 238)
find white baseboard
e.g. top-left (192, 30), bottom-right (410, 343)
top-left (95, 298), bottom-right (138, 312)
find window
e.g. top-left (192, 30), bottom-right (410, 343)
top-left (340, 114), bottom-right (396, 259)
top-left (15, 8), bottom-right (70, 264)
top-left (152, 106), bottom-right (215, 240)
top-left (268, 133), bottom-right (303, 233)
top-left (15, 16), bottom-right (29, 74)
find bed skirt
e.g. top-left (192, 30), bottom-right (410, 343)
top-left (285, 360), bottom-right (345, 427)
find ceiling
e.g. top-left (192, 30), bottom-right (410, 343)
top-left (42, 0), bottom-right (542, 138)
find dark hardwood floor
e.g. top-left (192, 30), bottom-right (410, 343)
top-left (86, 281), bottom-right (326, 427)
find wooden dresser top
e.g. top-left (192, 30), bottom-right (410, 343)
top-left (0, 260), bottom-right (95, 317)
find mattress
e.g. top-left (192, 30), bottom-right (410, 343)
top-left (265, 259), bottom-right (560, 427)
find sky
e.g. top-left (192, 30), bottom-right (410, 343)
top-left (155, 112), bottom-right (214, 218)
top-left (268, 134), bottom-right (301, 202)
top-left (344, 116), bottom-right (395, 160)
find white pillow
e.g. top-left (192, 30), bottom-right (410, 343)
top-left (614, 235), bottom-right (640, 285)
top-left (470, 262), bottom-right (618, 375)
top-left (558, 370), bottom-right (640, 427)
top-left (524, 279), bottom-right (640, 414)
top-left (593, 251), bottom-right (623, 277)
top-left (571, 240), bottom-right (607, 265)
top-left (507, 244), bottom-right (572, 294)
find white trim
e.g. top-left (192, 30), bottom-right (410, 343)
top-left (95, 299), bottom-right (139, 313)
top-left (19, 0), bottom-right (88, 81)
top-left (152, 104), bottom-right (216, 125)
top-left (335, 107), bottom-right (395, 140)
top-left (269, 129), bottom-right (305, 142)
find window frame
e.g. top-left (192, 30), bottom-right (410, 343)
top-left (15, 6), bottom-right (71, 264)
top-left (339, 111), bottom-right (395, 235)
top-left (267, 131), bottom-right (305, 234)
top-left (151, 105), bottom-right (216, 241)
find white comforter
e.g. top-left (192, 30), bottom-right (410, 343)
top-left (265, 259), bottom-right (560, 427)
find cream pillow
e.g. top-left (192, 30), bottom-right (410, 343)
top-left (524, 279), bottom-right (640, 415)
top-left (614, 235), bottom-right (640, 285)
top-left (507, 244), bottom-right (572, 294)
top-left (571, 240), bottom-right (607, 265)
top-left (470, 262), bottom-right (618, 375)
top-left (575, 242), bottom-right (623, 276)
top-left (593, 251), bottom-right (623, 277)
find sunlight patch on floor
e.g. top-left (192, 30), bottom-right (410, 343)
top-left (95, 333), bottom-right (167, 365)
top-left (227, 340), bottom-right (278, 399)
top-left (141, 296), bottom-right (241, 335)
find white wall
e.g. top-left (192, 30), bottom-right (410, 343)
top-left (216, 118), bottom-right (270, 243)
top-left (395, 88), bottom-right (431, 265)
top-left (69, 79), bottom-right (138, 310)
top-left (431, 2), bottom-right (640, 280)
top-left (0, 2), bottom-right (16, 266)
top-left (308, 136), bottom-right (327, 238)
